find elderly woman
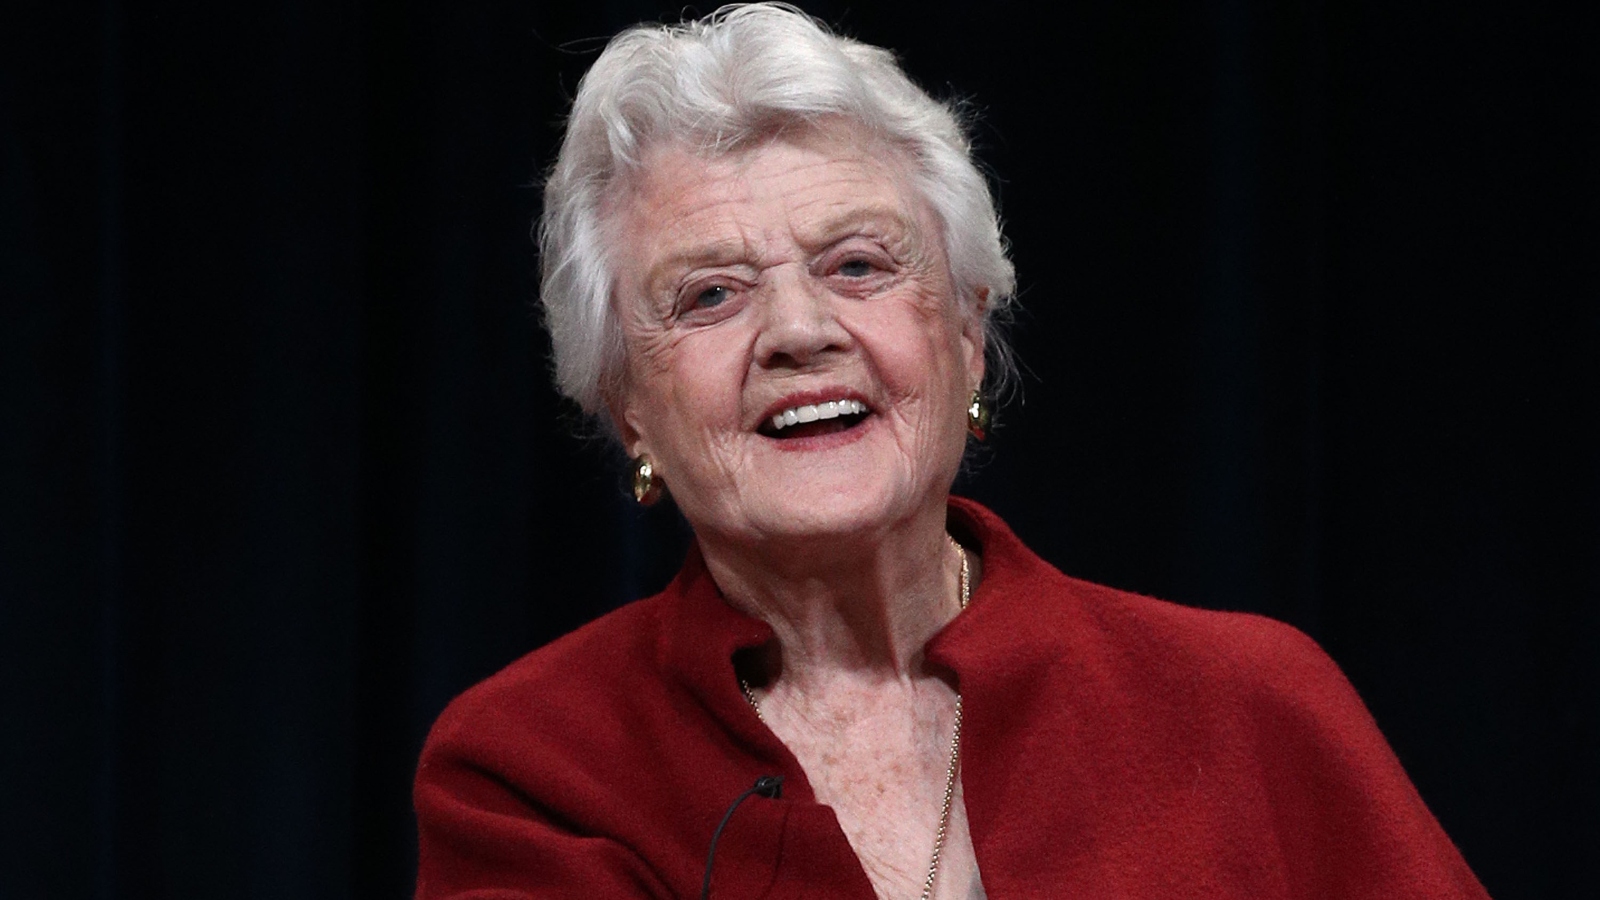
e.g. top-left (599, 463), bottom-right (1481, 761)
top-left (414, 5), bottom-right (1487, 898)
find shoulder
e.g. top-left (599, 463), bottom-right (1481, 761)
top-left (1076, 574), bottom-right (1342, 695)
top-left (951, 497), bottom-right (1354, 718)
top-left (412, 591), bottom-right (684, 876)
top-left (952, 500), bottom-right (1487, 896)
top-left (421, 595), bottom-right (670, 768)
top-left (412, 594), bottom-right (688, 897)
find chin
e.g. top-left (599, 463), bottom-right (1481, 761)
top-left (737, 478), bottom-right (942, 545)
top-left (680, 424), bottom-right (964, 548)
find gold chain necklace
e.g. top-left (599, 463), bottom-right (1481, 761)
top-left (739, 537), bottom-right (971, 900)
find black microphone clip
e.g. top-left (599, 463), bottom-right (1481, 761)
top-left (700, 775), bottom-right (785, 900)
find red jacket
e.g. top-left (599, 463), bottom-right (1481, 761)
top-left (415, 498), bottom-right (1488, 898)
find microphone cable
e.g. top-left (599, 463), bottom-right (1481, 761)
top-left (700, 775), bottom-right (784, 900)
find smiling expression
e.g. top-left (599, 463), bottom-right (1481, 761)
top-left (607, 123), bottom-right (984, 548)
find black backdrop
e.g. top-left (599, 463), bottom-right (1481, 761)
top-left (4, 1), bottom-right (1596, 897)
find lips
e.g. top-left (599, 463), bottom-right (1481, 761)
top-left (757, 394), bottom-right (872, 439)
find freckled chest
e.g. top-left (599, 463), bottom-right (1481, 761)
top-left (762, 687), bottom-right (965, 894)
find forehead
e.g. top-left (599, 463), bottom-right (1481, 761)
top-left (608, 124), bottom-right (930, 256)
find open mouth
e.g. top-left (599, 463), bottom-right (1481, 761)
top-left (758, 398), bottom-right (871, 440)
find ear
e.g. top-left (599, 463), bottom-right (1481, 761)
top-left (605, 381), bottom-right (648, 460)
top-left (962, 287), bottom-right (989, 389)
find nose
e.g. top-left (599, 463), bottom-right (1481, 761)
top-left (752, 269), bottom-right (852, 370)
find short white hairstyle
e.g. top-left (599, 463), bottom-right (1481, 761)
top-left (538, 2), bottom-right (1017, 420)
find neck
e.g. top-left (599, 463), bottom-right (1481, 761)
top-left (699, 503), bottom-right (964, 689)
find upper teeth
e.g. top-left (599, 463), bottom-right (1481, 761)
top-left (770, 398), bottom-right (867, 431)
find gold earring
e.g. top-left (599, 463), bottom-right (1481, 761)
top-left (631, 454), bottom-right (662, 506)
top-left (967, 390), bottom-right (992, 441)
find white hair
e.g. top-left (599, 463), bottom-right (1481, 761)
top-left (538, 2), bottom-right (1017, 420)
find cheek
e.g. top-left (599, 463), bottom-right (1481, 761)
top-left (627, 328), bottom-right (749, 437)
top-left (626, 314), bottom-right (682, 379)
top-left (853, 298), bottom-right (968, 395)
top-left (616, 323), bottom-right (688, 448)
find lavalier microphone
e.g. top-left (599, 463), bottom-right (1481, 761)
top-left (699, 775), bottom-right (784, 899)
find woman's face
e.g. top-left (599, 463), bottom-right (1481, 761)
top-left (608, 124), bottom-right (983, 549)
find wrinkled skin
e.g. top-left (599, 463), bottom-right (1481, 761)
top-left (608, 124), bottom-right (983, 557)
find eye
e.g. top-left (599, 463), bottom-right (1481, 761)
top-left (838, 258), bottom-right (875, 278)
top-left (691, 285), bottom-right (732, 309)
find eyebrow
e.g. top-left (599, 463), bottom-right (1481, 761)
top-left (796, 204), bottom-right (916, 251)
top-left (643, 237), bottom-right (755, 295)
top-left (640, 202), bottom-right (920, 294)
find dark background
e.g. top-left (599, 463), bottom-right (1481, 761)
top-left (4, 0), bottom-right (1595, 897)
